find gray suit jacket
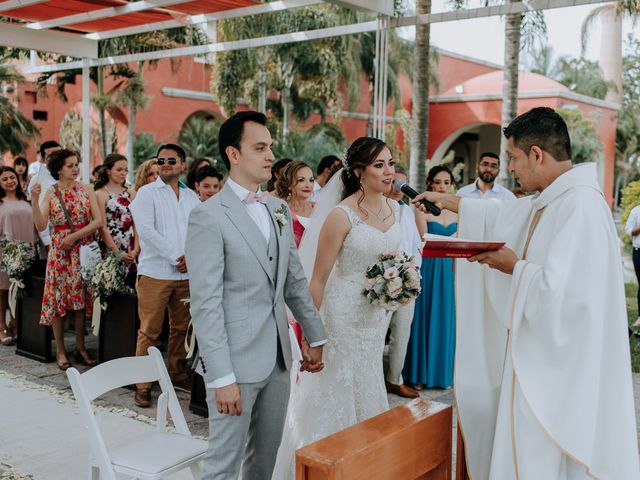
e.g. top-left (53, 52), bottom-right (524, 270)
top-left (185, 184), bottom-right (327, 385)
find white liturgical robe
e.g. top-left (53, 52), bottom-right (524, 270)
top-left (455, 163), bottom-right (640, 479)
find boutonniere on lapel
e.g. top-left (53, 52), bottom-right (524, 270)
top-left (274, 204), bottom-right (289, 235)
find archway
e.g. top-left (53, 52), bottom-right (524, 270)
top-left (431, 122), bottom-right (501, 186)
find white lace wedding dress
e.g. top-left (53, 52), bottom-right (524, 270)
top-left (271, 203), bottom-right (401, 480)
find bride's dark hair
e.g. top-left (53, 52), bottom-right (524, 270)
top-left (341, 137), bottom-right (388, 200)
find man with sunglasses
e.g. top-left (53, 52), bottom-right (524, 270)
top-left (457, 151), bottom-right (516, 201)
top-left (129, 143), bottom-right (200, 408)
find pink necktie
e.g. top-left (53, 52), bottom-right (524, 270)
top-left (244, 191), bottom-right (268, 204)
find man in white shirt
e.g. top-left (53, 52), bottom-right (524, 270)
top-left (457, 152), bottom-right (516, 202)
top-left (383, 166), bottom-right (423, 399)
top-left (311, 154), bottom-right (341, 200)
top-left (27, 140), bottom-right (61, 249)
top-left (129, 143), bottom-right (200, 408)
top-left (625, 205), bottom-right (640, 329)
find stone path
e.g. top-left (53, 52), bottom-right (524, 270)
top-left (0, 332), bottom-right (638, 479)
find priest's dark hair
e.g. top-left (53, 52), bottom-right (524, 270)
top-left (503, 107), bottom-right (571, 162)
top-left (218, 111), bottom-right (268, 171)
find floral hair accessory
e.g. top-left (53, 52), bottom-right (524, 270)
top-left (342, 147), bottom-right (350, 172)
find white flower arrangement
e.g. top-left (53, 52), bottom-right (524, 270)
top-left (89, 252), bottom-right (135, 335)
top-left (274, 204), bottom-right (289, 234)
top-left (0, 237), bottom-right (35, 316)
top-left (362, 249), bottom-right (422, 311)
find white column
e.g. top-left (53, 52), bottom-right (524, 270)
top-left (82, 58), bottom-right (91, 184)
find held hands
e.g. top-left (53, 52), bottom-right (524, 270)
top-left (214, 383), bottom-right (243, 416)
top-left (468, 247), bottom-right (518, 275)
top-left (300, 338), bottom-right (324, 373)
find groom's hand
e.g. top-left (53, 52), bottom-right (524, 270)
top-left (214, 383), bottom-right (243, 416)
top-left (300, 341), bottom-right (324, 373)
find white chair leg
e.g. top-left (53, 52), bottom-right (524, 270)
top-left (87, 465), bottom-right (100, 480)
top-left (189, 462), bottom-right (203, 479)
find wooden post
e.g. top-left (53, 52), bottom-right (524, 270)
top-left (455, 422), bottom-right (469, 480)
top-left (296, 399), bottom-right (452, 479)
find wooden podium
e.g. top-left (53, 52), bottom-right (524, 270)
top-left (296, 399), bottom-right (452, 479)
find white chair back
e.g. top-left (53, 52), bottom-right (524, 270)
top-left (66, 347), bottom-right (204, 480)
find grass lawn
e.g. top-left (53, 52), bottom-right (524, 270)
top-left (625, 283), bottom-right (640, 373)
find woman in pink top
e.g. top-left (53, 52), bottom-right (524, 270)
top-left (0, 166), bottom-right (36, 345)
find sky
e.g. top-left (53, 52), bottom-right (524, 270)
top-left (398, 1), bottom-right (640, 67)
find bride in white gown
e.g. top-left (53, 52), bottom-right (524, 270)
top-left (272, 137), bottom-right (402, 480)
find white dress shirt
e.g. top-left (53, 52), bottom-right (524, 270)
top-left (129, 177), bottom-right (200, 281)
top-left (457, 179), bottom-right (516, 202)
top-left (626, 205), bottom-right (640, 249)
top-left (398, 203), bottom-right (423, 269)
top-left (226, 177), bottom-right (271, 243)
top-left (27, 163), bottom-right (56, 246)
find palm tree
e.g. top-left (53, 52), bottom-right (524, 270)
top-left (178, 116), bottom-right (221, 164)
top-left (409, 0), bottom-right (432, 190)
top-left (213, 4), bottom-right (360, 142)
top-left (579, 2), bottom-right (640, 104)
top-left (451, 1), bottom-right (546, 185)
top-left (37, 27), bottom-right (207, 162)
top-left (0, 64), bottom-right (40, 155)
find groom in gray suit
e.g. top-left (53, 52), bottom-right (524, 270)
top-left (186, 111), bottom-right (327, 479)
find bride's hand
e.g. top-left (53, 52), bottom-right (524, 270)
top-left (300, 341), bottom-right (324, 373)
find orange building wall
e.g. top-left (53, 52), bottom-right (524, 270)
top-left (9, 52), bottom-right (617, 203)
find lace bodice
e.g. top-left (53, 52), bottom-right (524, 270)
top-left (334, 202), bottom-right (401, 280)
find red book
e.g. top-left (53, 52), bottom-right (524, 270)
top-left (422, 234), bottom-right (505, 259)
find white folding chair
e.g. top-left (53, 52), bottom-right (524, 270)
top-left (66, 347), bottom-right (207, 480)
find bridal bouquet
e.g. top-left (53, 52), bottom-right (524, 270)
top-left (89, 252), bottom-right (134, 335)
top-left (0, 238), bottom-right (36, 316)
top-left (362, 250), bottom-right (421, 311)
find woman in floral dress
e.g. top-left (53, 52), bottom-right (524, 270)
top-left (31, 149), bottom-right (103, 370)
top-left (95, 153), bottom-right (138, 283)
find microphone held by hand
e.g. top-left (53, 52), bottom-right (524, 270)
top-left (393, 180), bottom-right (441, 216)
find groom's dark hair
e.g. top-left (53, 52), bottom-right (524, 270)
top-left (219, 111), bottom-right (268, 171)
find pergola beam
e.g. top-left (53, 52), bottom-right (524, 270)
top-left (0, 21), bottom-right (97, 58)
top-left (324, 0), bottom-right (393, 16)
top-left (84, 0), bottom-right (323, 40)
top-left (0, 0), bottom-right (48, 12)
top-left (23, 0), bottom-right (610, 73)
top-left (26, 0), bottom-right (202, 30)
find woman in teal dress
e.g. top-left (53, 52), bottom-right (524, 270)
top-left (404, 165), bottom-right (458, 389)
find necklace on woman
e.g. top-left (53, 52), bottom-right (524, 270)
top-left (361, 202), bottom-right (386, 219)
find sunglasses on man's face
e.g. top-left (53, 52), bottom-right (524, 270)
top-left (157, 157), bottom-right (178, 166)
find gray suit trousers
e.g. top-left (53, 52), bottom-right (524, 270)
top-left (202, 352), bottom-right (290, 480)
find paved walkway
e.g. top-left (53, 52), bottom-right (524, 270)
top-left (1, 331), bottom-right (638, 479)
top-left (0, 336), bottom-right (456, 479)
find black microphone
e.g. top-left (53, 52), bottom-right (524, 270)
top-left (393, 180), bottom-right (441, 216)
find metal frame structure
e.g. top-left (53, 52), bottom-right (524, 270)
top-left (0, 0), bottom-right (612, 180)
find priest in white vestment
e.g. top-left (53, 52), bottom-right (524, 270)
top-left (414, 107), bottom-right (640, 480)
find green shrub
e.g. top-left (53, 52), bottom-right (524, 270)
top-left (621, 180), bottom-right (640, 247)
